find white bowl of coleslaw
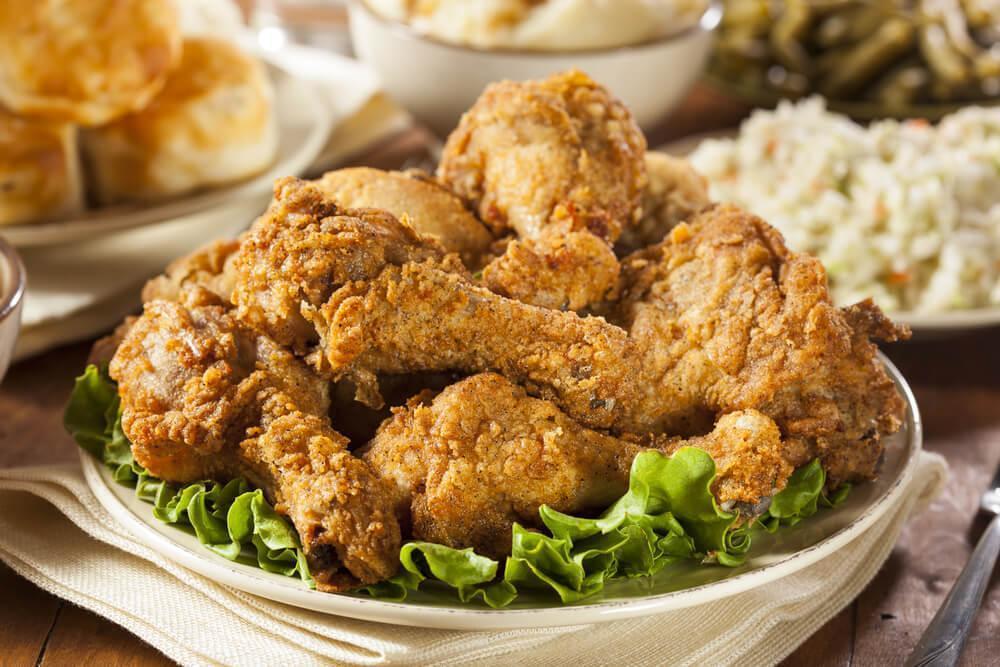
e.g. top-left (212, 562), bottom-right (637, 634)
top-left (674, 98), bottom-right (1000, 334)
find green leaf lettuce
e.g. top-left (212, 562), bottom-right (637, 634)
top-left (65, 365), bottom-right (311, 583)
top-left (67, 364), bottom-right (850, 609)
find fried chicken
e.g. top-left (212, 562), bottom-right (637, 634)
top-left (438, 70), bottom-right (646, 310)
top-left (616, 152), bottom-right (710, 255)
top-left (316, 167), bottom-right (493, 269)
top-left (306, 201), bottom-right (904, 485)
top-left (109, 287), bottom-right (401, 590)
top-left (87, 69), bottom-right (914, 597)
top-left (230, 177), bottom-right (463, 355)
top-left (141, 238), bottom-right (242, 305)
top-left (616, 205), bottom-right (909, 483)
top-left (364, 373), bottom-right (789, 558)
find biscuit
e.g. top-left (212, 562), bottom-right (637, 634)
top-left (0, 0), bottom-right (182, 126)
top-left (82, 37), bottom-right (278, 204)
top-left (0, 109), bottom-right (84, 225)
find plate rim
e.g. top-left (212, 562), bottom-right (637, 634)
top-left (81, 353), bottom-right (921, 631)
top-left (1, 61), bottom-right (333, 248)
top-left (658, 130), bottom-right (1000, 333)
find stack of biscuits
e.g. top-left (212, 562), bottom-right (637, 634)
top-left (0, 0), bottom-right (277, 225)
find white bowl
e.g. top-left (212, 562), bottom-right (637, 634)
top-left (0, 237), bottom-right (25, 382)
top-left (348, 1), bottom-right (721, 136)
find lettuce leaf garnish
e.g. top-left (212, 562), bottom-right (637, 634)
top-left (756, 459), bottom-right (851, 533)
top-left (67, 364), bottom-right (850, 609)
top-left (367, 449), bottom-right (848, 607)
top-left (65, 365), bottom-right (311, 583)
top-left (363, 542), bottom-right (518, 608)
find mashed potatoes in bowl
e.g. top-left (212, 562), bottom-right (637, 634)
top-left (349, 0), bottom-right (719, 135)
top-left (365, 0), bottom-right (709, 51)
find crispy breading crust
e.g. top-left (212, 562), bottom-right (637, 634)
top-left (316, 167), bottom-right (494, 269)
top-left (109, 290), bottom-right (401, 589)
top-left (438, 70), bottom-right (647, 310)
top-left (618, 204), bottom-right (909, 483)
top-left (231, 177), bottom-right (459, 353)
top-left (365, 373), bottom-right (790, 557)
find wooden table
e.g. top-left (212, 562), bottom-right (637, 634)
top-left (2, 86), bottom-right (999, 666)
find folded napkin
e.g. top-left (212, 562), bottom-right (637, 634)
top-left (0, 452), bottom-right (946, 667)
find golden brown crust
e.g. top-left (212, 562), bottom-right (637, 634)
top-left (141, 238), bottom-right (243, 305)
top-left (366, 373), bottom-right (791, 556)
top-left (365, 373), bottom-right (639, 558)
top-left (0, 109), bottom-right (83, 225)
top-left (616, 152), bottom-right (711, 255)
top-left (481, 228), bottom-right (622, 310)
top-left (316, 167), bottom-right (494, 269)
top-left (82, 37), bottom-right (276, 203)
top-left (438, 69), bottom-right (647, 310)
top-left (618, 204), bottom-right (909, 483)
top-left (109, 293), bottom-right (401, 589)
top-left (656, 411), bottom-right (792, 511)
top-left (0, 0), bottom-right (181, 126)
top-left (231, 177), bottom-right (457, 354)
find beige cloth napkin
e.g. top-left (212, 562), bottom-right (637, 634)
top-left (0, 452), bottom-right (947, 667)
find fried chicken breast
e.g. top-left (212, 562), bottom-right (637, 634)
top-left (616, 204), bottom-right (909, 482)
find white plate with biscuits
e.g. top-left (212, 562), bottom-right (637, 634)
top-left (1, 60), bottom-right (330, 248)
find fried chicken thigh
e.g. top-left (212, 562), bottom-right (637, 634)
top-left (616, 205), bottom-right (909, 482)
top-left (438, 70), bottom-right (646, 310)
top-left (109, 287), bottom-right (401, 590)
top-left (364, 373), bottom-right (789, 558)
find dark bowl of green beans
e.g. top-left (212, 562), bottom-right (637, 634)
top-left (708, 0), bottom-right (1000, 119)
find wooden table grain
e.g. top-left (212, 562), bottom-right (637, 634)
top-left (2, 86), bottom-right (999, 666)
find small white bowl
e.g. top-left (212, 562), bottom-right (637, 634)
top-left (348, 1), bottom-right (721, 136)
top-left (0, 237), bottom-right (25, 382)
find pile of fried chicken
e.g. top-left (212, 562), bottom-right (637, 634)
top-left (94, 70), bottom-right (910, 592)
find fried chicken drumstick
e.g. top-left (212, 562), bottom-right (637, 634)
top-left (364, 373), bottom-right (790, 559)
top-left (109, 287), bottom-right (401, 590)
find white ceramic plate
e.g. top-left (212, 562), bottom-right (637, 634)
top-left (659, 131), bottom-right (1000, 335)
top-left (2, 63), bottom-right (332, 248)
top-left (81, 354), bottom-right (920, 631)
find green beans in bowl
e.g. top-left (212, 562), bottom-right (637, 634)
top-left (710, 0), bottom-right (1000, 119)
